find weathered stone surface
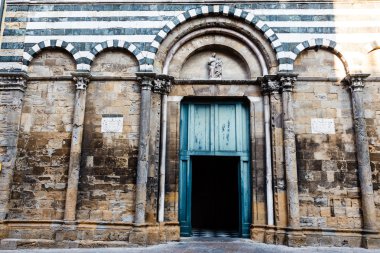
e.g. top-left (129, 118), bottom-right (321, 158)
top-left (1, 2), bottom-right (380, 250)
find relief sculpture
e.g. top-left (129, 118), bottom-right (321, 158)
top-left (208, 53), bottom-right (222, 80)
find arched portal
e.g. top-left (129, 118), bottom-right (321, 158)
top-left (155, 13), bottom-right (277, 239)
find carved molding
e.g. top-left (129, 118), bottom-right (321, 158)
top-left (0, 72), bottom-right (29, 92)
top-left (278, 73), bottom-right (298, 92)
top-left (153, 75), bottom-right (173, 94)
top-left (262, 75), bottom-right (281, 95)
top-left (136, 73), bottom-right (174, 93)
top-left (136, 72), bottom-right (156, 91)
top-left (72, 72), bottom-right (91, 90)
top-left (344, 73), bottom-right (370, 92)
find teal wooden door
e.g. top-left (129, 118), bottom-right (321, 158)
top-left (179, 102), bottom-right (251, 237)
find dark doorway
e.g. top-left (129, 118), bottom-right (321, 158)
top-left (191, 156), bottom-right (239, 234)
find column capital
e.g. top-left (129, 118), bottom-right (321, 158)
top-left (261, 75), bottom-right (281, 95)
top-left (153, 74), bottom-right (174, 95)
top-left (344, 73), bottom-right (370, 92)
top-left (136, 72), bottom-right (156, 90)
top-left (0, 71), bottom-right (28, 92)
top-left (278, 73), bottom-right (298, 92)
top-left (72, 72), bottom-right (91, 90)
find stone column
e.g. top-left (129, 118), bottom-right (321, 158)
top-left (261, 77), bottom-right (275, 226)
top-left (0, 72), bottom-right (28, 225)
top-left (153, 75), bottom-right (173, 223)
top-left (264, 75), bottom-right (288, 228)
top-left (345, 74), bottom-right (377, 232)
top-left (134, 73), bottom-right (155, 225)
top-left (279, 73), bottom-right (301, 230)
top-left (64, 72), bottom-right (91, 221)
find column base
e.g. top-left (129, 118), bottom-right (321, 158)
top-left (362, 233), bottom-right (380, 249)
top-left (0, 222), bottom-right (8, 239)
top-left (129, 223), bottom-right (178, 245)
top-left (129, 224), bottom-right (148, 245)
top-left (285, 230), bottom-right (306, 247)
top-left (55, 221), bottom-right (77, 242)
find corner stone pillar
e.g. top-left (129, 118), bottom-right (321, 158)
top-left (134, 73), bottom-right (155, 225)
top-left (0, 72), bottom-right (28, 224)
top-left (345, 74), bottom-right (377, 233)
top-left (64, 72), bottom-right (91, 221)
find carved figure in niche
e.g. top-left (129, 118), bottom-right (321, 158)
top-left (208, 53), bottom-right (222, 80)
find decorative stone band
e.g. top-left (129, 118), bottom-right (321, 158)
top-left (72, 72), bottom-right (91, 90)
top-left (278, 73), bottom-right (298, 92)
top-left (0, 72), bottom-right (29, 92)
top-left (344, 73), bottom-right (371, 92)
top-left (147, 5), bottom-right (289, 71)
top-left (261, 75), bottom-right (281, 95)
top-left (153, 74), bottom-right (174, 95)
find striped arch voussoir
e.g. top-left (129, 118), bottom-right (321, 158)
top-left (290, 38), bottom-right (349, 73)
top-left (77, 40), bottom-right (144, 71)
top-left (147, 5), bottom-right (288, 72)
top-left (22, 39), bottom-right (78, 72)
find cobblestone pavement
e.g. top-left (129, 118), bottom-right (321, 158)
top-left (2, 238), bottom-right (380, 253)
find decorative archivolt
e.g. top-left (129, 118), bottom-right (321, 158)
top-left (147, 5), bottom-right (290, 72)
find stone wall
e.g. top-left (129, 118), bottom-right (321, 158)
top-left (293, 49), bottom-right (362, 229)
top-left (364, 80), bottom-right (380, 226)
top-left (76, 50), bottom-right (140, 223)
top-left (1, 0), bottom-right (380, 249)
top-left (8, 50), bottom-right (75, 237)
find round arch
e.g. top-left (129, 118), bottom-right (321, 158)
top-left (162, 27), bottom-right (269, 77)
top-left (291, 38), bottom-right (349, 74)
top-left (77, 40), bottom-right (144, 72)
top-left (22, 39), bottom-right (77, 72)
top-left (147, 5), bottom-right (290, 72)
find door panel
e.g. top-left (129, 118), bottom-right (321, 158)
top-left (190, 104), bottom-right (212, 152)
top-left (179, 101), bottom-right (251, 238)
top-left (216, 104), bottom-right (237, 152)
top-left (179, 158), bottom-right (192, 236)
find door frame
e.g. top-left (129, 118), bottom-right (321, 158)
top-left (178, 101), bottom-right (251, 238)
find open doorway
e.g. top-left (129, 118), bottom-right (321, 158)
top-left (191, 156), bottom-right (239, 237)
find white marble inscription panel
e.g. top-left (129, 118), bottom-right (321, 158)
top-left (311, 118), bottom-right (335, 134)
top-left (101, 116), bottom-right (123, 133)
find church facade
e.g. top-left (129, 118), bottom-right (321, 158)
top-left (0, 0), bottom-right (380, 249)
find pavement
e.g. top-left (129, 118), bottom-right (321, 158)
top-left (1, 238), bottom-right (380, 253)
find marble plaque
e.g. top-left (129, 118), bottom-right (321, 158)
top-left (311, 118), bottom-right (335, 134)
top-left (101, 116), bottom-right (123, 133)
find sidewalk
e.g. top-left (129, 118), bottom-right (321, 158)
top-left (1, 238), bottom-right (380, 253)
